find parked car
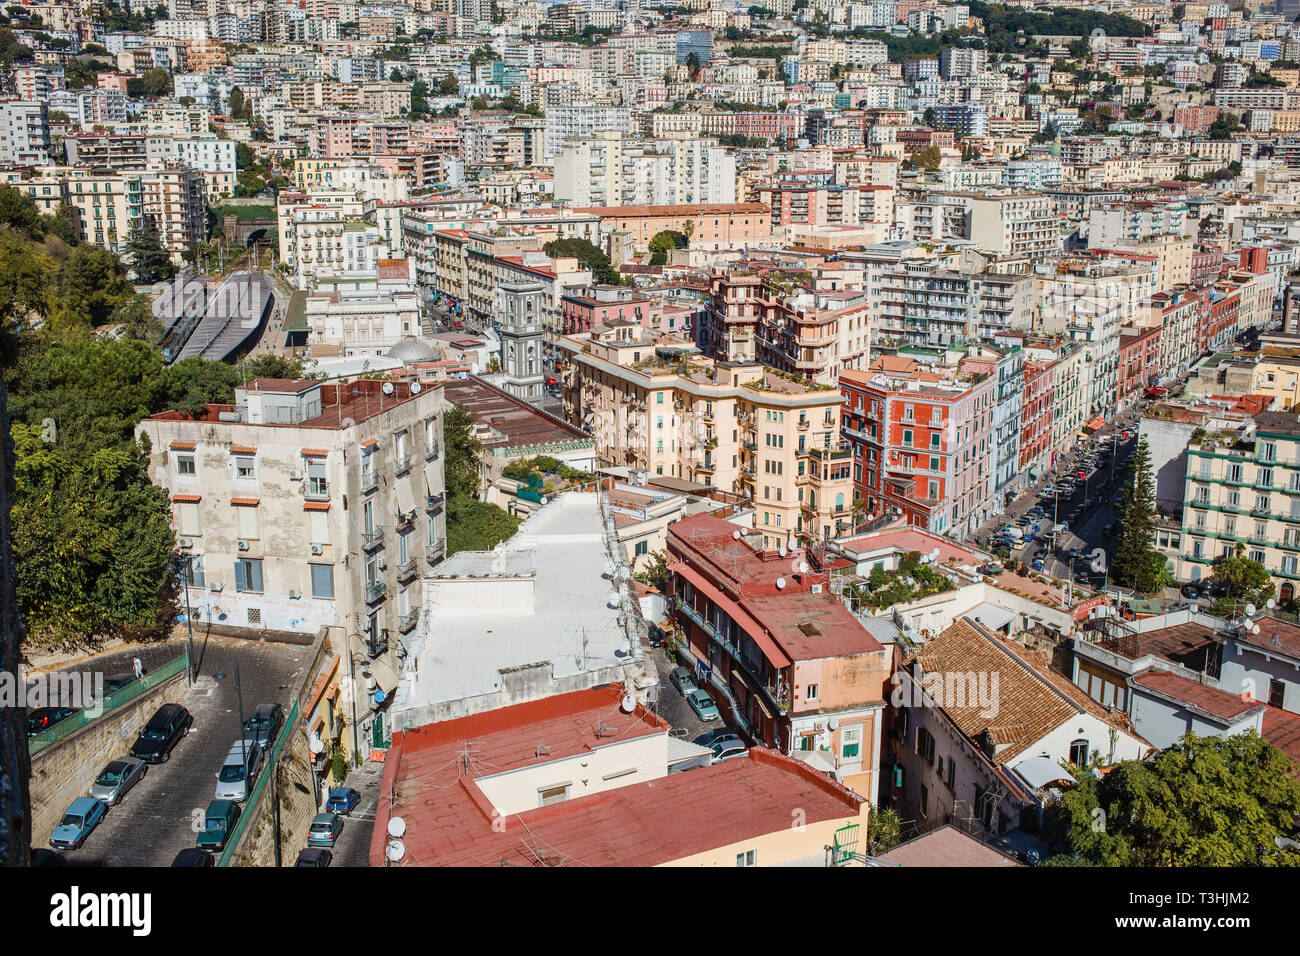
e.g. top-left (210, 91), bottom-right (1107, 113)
top-left (101, 672), bottom-right (138, 695)
top-left (195, 800), bottom-right (242, 852)
top-left (171, 848), bottom-right (214, 867)
top-left (307, 812), bottom-right (344, 848)
top-left (669, 666), bottom-right (697, 696)
top-left (710, 740), bottom-right (750, 764)
top-left (695, 730), bottom-right (744, 749)
top-left (27, 706), bottom-right (79, 738)
top-left (89, 756), bottom-right (147, 806)
top-left (326, 786), bottom-right (361, 816)
top-left (242, 703), bottom-right (284, 750)
top-left (1180, 584), bottom-right (1201, 600)
top-left (130, 703), bottom-right (192, 764)
top-left (686, 689), bottom-right (720, 722)
top-left (295, 848), bottom-right (333, 867)
top-left (545, 376), bottom-right (559, 387)
top-left (49, 797), bottom-right (106, 850)
top-left (215, 739), bottom-right (264, 802)
top-left (1031, 557), bottom-right (1045, 571)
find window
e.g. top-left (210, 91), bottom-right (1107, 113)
top-left (175, 454), bottom-right (196, 476)
top-left (916, 727), bottom-right (935, 765)
top-left (234, 558), bottom-right (263, 593)
top-left (181, 555), bottom-right (204, 588)
top-left (538, 784), bottom-right (570, 807)
top-left (1069, 738), bottom-right (1090, 767)
top-left (306, 460), bottom-right (328, 497)
top-left (903, 429), bottom-right (913, 446)
top-left (1270, 679), bottom-right (1286, 709)
top-left (635, 540), bottom-right (648, 557)
top-left (919, 783), bottom-right (929, 819)
top-left (806, 684), bottom-right (818, 701)
top-left (841, 725), bottom-right (860, 759)
top-left (235, 456), bottom-right (256, 479)
top-left (310, 564), bottom-right (334, 599)
top-left (176, 502), bottom-right (201, 536)
top-left (236, 504), bottom-right (259, 540)
top-left (946, 757), bottom-right (955, 790)
top-left (735, 849), bottom-right (757, 867)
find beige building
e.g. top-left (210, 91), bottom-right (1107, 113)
top-left (559, 326), bottom-right (855, 547)
top-left (136, 378), bottom-right (449, 747)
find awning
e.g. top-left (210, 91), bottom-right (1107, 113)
top-left (1011, 755), bottom-right (1077, 791)
top-left (666, 736), bottom-right (714, 767)
top-left (673, 565), bottom-right (793, 669)
top-left (790, 748), bottom-right (841, 782)
top-left (1027, 466), bottom-right (1040, 480)
top-left (966, 603), bottom-right (1016, 632)
top-left (396, 475), bottom-right (416, 516)
top-left (364, 657), bottom-right (399, 708)
top-left (1083, 415), bottom-right (1106, 432)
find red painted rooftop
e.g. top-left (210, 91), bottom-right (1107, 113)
top-left (369, 686), bottom-right (863, 867)
top-left (1131, 671), bottom-right (1265, 722)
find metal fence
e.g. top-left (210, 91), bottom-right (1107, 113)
top-left (28, 651), bottom-right (191, 757)
top-left (217, 694), bottom-right (300, 867)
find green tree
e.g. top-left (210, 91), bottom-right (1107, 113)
top-left (1212, 548), bottom-right (1274, 617)
top-left (1110, 437), bottom-right (1165, 592)
top-left (446, 495), bottom-right (520, 555)
top-left (543, 237), bottom-right (622, 286)
top-left (913, 145), bottom-right (943, 170)
top-left (124, 223), bottom-right (175, 284)
top-left (235, 142), bottom-right (255, 170)
top-left (1053, 732), bottom-right (1300, 866)
top-left (126, 67), bottom-right (172, 98)
top-left (646, 229), bottom-right (688, 265)
top-left (634, 549), bottom-right (670, 589)
top-left (228, 85), bottom-right (246, 119)
top-left (57, 245), bottom-right (130, 327)
top-left (0, 186), bottom-right (43, 235)
top-left (443, 403), bottom-right (483, 500)
top-left (410, 79), bottom-right (431, 118)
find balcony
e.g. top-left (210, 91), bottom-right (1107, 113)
top-left (397, 557), bottom-right (418, 581)
top-left (398, 611), bottom-right (419, 634)
top-left (366, 628), bottom-right (389, 657)
top-left (394, 455), bottom-right (411, 477)
top-left (363, 528), bottom-right (385, 551)
top-left (426, 538), bottom-right (447, 564)
top-left (361, 469), bottom-right (379, 493)
top-left (674, 594), bottom-right (787, 715)
top-left (365, 580), bottom-right (387, 604)
top-left (807, 444), bottom-right (852, 461)
top-left (425, 439), bottom-right (440, 461)
top-left (426, 492), bottom-right (445, 512)
top-left (304, 482), bottom-right (330, 501)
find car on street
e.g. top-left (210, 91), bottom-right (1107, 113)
top-left (196, 800), bottom-right (242, 852)
top-left (215, 739), bottom-right (264, 802)
top-left (49, 797), bottom-right (106, 850)
top-left (710, 740), bottom-right (750, 764)
top-left (242, 703), bottom-right (283, 750)
top-left (27, 706), bottom-right (80, 738)
top-left (88, 756), bottom-right (147, 806)
top-left (1031, 557), bottom-right (1045, 571)
top-left (170, 848), bottom-right (214, 867)
top-left (326, 786), bottom-right (361, 816)
top-left (669, 666), bottom-right (697, 696)
top-left (307, 812), bottom-right (344, 848)
top-left (130, 703), bottom-right (193, 763)
top-left (694, 729), bottom-right (743, 748)
top-left (545, 376), bottom-right (558, 387)
top-left (686, 689), bottom-right (720, 722)
top-left (1180, 584), bottom-right (1201, 600)
top-left (295, 848), bottom-right (333, 867)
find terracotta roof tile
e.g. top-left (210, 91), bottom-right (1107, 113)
top-left (168, 441), bottom-right (196, 450)
top-left (230, 497), bottom-right (260, 506)
top-left (171, 494), bottom-right (202, 503)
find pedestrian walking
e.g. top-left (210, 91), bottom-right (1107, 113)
top-left (132, 655), bottom-right (144, 680)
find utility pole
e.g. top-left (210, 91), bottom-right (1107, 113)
top-left (182, 561), bottom-right (196, 686)
top-left (272, 759), bottom-right (282, 867)
top-left (235, 662), bottom-right (248, 783)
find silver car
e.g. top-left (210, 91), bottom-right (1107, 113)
top-left (89, 757), bottom-right (146, 806)
top-left (214, 739), bottom-right (264, 802)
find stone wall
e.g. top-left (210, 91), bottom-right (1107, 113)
top-left (28, 673), bottom-right (187, 843)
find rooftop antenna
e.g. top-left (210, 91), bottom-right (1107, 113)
top-left (535, 743), bottom-right (552, 759)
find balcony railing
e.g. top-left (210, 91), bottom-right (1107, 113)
top-left (304, 483), bottom-right (330, 501)
top-left (367, 629), bottom-right (389, 657)
top-left (365, 580), bottom-right (387, 604)
top-left (426, 492), bottom-right (445, 511)
top-left (398, 611), bottom-right (419, 634)
top-left (363, 528), bottom-right (385, 550)
top-left (397, 557), bottom-right (418, 580)
top-left (807, 443), bottom-right (852, 461)
top-left (361, 469), bottom-right (378, 493)
top-left (425, 439), bottom-right (440, 461)
top-left (394, 455), bottom-right (411, 477)
top-left (426, 538), bottom-right (447, 564)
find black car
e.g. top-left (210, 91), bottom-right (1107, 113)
top-left (102, 672), bottom-right (138, 695)
top-left (243, 703), bottom-right (284, 750)
top-left (170, 848), bottom-right (214, 867)
top-left (26, 707), bottom-right (79, 738)
top-left (295, 848), bottom-right (333, 868)
top-left (130, 703), bottom-right (193, 763)
top-left (1180, 584), bottom-right (1200, 600)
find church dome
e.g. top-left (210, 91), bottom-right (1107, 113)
top-left (387, 336), bottom-right (437, 365)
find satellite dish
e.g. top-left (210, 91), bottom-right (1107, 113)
top-left (385, 839), bottom-right (406, 862)
top-left (607, 591), bottom-right (621, 607)
top-left (799, 561), bottom-right (810, 574)
top-left (733, 530), bottom-right (742, 540)
top-left (411, 382), bottom-right (422, 394)
top-left (620, 694), bottom-right (636, 713)
top-left (1246, 603), bottom-right (1257, 617)
top-left (1251, 623), bottom-right (1261, 634)
top-left (387, 816), bottom-right (407, 838)
top-left (308, 733), bottom-right (324, 754)
top-left (778, 544), bottom-right (787, 557)
top-left (1267, 598), bottom-right (1276, 609)
top-left (776, 577), bottom-right (786, 589)
top-left (382, 381), bottom-right (395, 395)
top-left (827, 717), bottom-right (839, 731)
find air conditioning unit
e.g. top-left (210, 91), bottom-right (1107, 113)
top-left (288, 588), bottom-right (302, 600)
top-left (178, 537), bottom-right (194, 550)
top-left (310, 543), bottom-right (324, 555)
top-left (289, 469), bottom-right (303, 481)
top-left (811, 584), bottom-right (823, 594)
top-left (237, 539), bottom-right (250, 551)
top-left (208, 581), bottom-right (223, 592)
top-left (814, 721), bottom-right (825, 732)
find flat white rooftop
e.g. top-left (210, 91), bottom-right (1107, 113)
top-left (391, 492), bottom-right (641, 728)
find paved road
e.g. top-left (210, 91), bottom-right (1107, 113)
top-left (51, 637), bottom-right (311, 867)
top-left (325, 763), bottom-right (383, 867)
top-left (646, 645), bottom-right (737, 744)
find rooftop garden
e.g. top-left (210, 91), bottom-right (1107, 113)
top-left (844, 551), bottom-right (957, 612)
top-left (503, 455), bottom-right (599, 496)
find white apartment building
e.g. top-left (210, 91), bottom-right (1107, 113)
top-left (0, 100), bottom-right (51, 167)
top-left (543, 104), bottom-right (632, 159)
top-left (552, 131), bottom-right (736, 207)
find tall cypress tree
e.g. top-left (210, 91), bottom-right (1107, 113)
top-left (1111, 436), bottom-right (1164, 592)
top-left (124, 223), bottom-right (175, 284)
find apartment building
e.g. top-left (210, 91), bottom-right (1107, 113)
top-left (839, 356), bottom-right (998, 538)
top-left (136, 378), bottom-right (448, 749)
top-left (1179, 412), bottom-right (1300, 590)
top-left (552, 130), bottom-right (736, 207)
top-left (50, 165), bottom-right (206, 261)
top-left (557, 326), bottom-right (854, 546)
top-left (967, 193), bottom-right (1061, 261)
top-left (0, 100), bottom-right (52, 167)
top-left (302, 263), bottom-right (422, 359)
top-left (568, 202), bottom-right (771, 254)
top-left (665, 513), bottom-right (890, 800)
top-left (277, 196), bottom-right (393, 289)
top-left (1117, 324), bottom-right (1162, 415)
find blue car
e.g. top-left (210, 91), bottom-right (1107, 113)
top-left (49, 797), bottom-right (106, 851)
top-left (686, 689), bottom-right (721, 722)
top-left (1031, 558), bottom-right (1045, 571)
top-left (307, 812), bottom-right (344, 848)
top-left (325, 786), bottom-right (360, 815)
